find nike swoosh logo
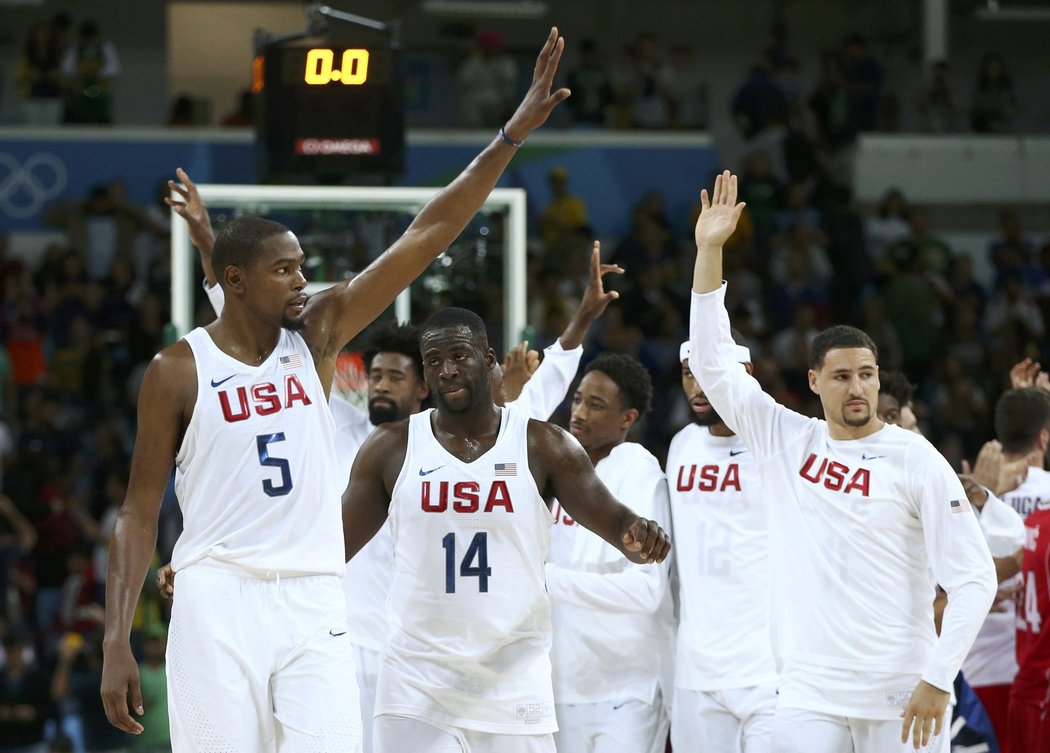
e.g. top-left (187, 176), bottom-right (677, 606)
top-left (729, 449), bottom-right (748, 457)
top-left (419, 466), bottom-right (445, 476)
top-left (861, 454), bottom-right (886, 460)
top-left (329, 630), bottom-right (346, 637)
top-left (210, 375), bottom-right (236, 387)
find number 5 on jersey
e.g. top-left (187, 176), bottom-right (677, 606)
top-left (442, 531), bottom-right (491, 593)
top-left (256, 433), bottom-right (293, 497)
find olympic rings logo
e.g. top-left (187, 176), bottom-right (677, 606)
top-left (0, 152), bottom-right (68, 220)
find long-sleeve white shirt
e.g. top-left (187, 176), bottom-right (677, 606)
top-left (689, 284), bottom-right (996, 717)
top-left (666, 425), bottom-right (778, 691)
top-left (546, 441), bottom-right (675, 705)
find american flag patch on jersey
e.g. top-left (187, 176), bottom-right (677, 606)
top-left (950, 498), bottom-right (971, 514)
top-left (279, 353), bottom-right (302, 370)
top-left (494, 462), bottom-right (517, 477)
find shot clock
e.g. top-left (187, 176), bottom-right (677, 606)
top-left (255, 37), bottom-right (404, 183)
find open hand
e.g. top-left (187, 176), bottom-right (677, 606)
top-left (502, 28), bottom-right (572, 141)
top-left (694, 170), bottom-right (746, 250)
top-left (166, 167), bottom-right (215, 256)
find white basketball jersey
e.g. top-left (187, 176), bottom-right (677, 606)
top-left (666, 424), bottom-right (778, 691)
top-left (172, 328), bottom-right (343, 576)
top-left (376, 408), bottom-right (557, 734)
top-left (964, 467), bottom-right (1050, 686)
top-left (547, 441), bottom-right (674, 705)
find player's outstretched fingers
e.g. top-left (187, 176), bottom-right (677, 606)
top-left (899, 710), bottom-right (914, 745)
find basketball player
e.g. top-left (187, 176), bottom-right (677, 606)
top-left (667, 341), bottom-right (777, 752)
top-left (1011, 497), bottom-right (1050, 751)
top-left (546, 354), bottom-right (674, 753)
top-left (100, 27), bottom-right (571, 752)
top-left (688, 171), bottom-right (996, 752)
top-left (166, 177), bottom-right (621, 752)
top-left (340, 307), bottom-right (670, 753)
top-left (963, 387), bottom-right (1050, 749)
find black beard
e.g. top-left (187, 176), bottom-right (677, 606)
top-left (282, 317), bottom-right (306, 332)
top-left (368, 401), bottom-right (402, 425)
top-left (691, 407), bottom-right (724, 427)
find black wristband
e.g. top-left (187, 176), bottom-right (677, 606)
top-left (498, 125), bottom-right (525, 148)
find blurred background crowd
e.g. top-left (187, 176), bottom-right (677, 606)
top-left (0, 1), bottom-right (1048, 751)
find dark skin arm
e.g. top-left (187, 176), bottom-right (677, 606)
top-left (528, 420), bottom-right (670, 564)
top-left (298, 27), bottom-right (570, 391)
top-left (341, 422), bottom-right (409, 562)
top-left (100, 343), bottom-right (195, 734)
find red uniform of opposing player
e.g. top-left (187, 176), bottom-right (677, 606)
top-left (1011, 503), bottom-right (1050, 752)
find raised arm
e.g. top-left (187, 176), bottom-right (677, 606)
top-left (692, 170), bottom-right (746, 295)
top-left (100, 345), bottom-right (194, 735)
top-left (304, 28), bottom-right (571, 367)
top-left (166, 168), bottom-right (217, 286)
top-left (510, 241), bottom-right (622, 418)
top-left (341, 421), bottom-right (409, 562)
top-left (558, 240), bottom-right (622, 349)
top-left (529, 420), bottom-right (670, 564)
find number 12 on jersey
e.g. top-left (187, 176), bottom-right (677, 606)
top-left (442, 531), bottom-right (491, 593)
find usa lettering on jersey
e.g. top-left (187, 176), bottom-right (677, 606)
top-left (217, 374), bottom-right (313, 422)
top-left (420, 480), bottom-right (515, 513)
top-left (675, 463), bottom-right (742, 493)
top-left (798, 453), bottom-right (871, 497)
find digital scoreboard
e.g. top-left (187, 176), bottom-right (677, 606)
top-left (254, 38), bottom-right (405, 183)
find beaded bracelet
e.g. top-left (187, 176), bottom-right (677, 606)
top-left (498, 125), bottom-right (525, 148)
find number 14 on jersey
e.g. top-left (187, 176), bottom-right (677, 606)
top-left (442, 531), bottom-right (491, 593)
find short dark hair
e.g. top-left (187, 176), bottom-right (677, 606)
top-left (879, 370), bottom-right (914, 406)
top-left (584, 353), bottom-right (653, 418)
top-left (809, 325), bottom-right (878, 370)
top-left (362, 320), bottom-right (422, 379)
top-left (995, 387), bottom-right (1050, 454)
top-left (419, 307), bottom-right (489, 349)
top-left (212, 216), bottom-right (291, 286)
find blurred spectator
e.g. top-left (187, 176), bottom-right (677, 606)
top-left (166, 95), bottom-right (195, 127)
top-left (60, 21), bottom-right (120, 125)
top-left (130, 625), bottom-right (169, 752)
top-left (16, 19), bottom-right (66, 125)
top-left (808, 51), bottom-right (855, 151)
top-left (884, 208), bottom-right (954, 279)
top-left (970, 53), bottom-right (1017, 133)
top-left (629, 33), bottom-right (675, 129)
top-left (738, 151), bottom-right (784, 239)
top-left (538, 167), bottom-right (589, 248)
top-left (988, 209), bottom-right (1038, 292)
top-left (731, 62), bottom-right (788, 141)
top-left (0, 628), bottom-right (55, 751)
top-left (865, 188), bottom-right (911, 266)
top-left (564, 39), bottom-right (613, 128)
top-left (839, 33), bottom-right (882, 133)
top-left (0, 495), bottom-right (36, 624)
top-left (916, 60), bottom-right (961, 133)
top-left (859, 296), bottom-right (903, 371)
top-left (456, 31), bottom-right (516, 128)
top-left (666, 43), bottom-right (707, 129)
top-left (220, 89), bottom-right (254, 127)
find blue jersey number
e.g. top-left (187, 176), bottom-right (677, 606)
top-left (256, 433), bottom-right (293, 497)
top-left (442, 531), bottom-right (491, 593)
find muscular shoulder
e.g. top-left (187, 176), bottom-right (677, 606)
top-left (144, 341), bottom-right (196, 398)
top-left (526, 418), bottom-right (582, 462)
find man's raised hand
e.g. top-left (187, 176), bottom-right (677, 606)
top-left (501, 27), bottom-right (572, 142)
top-left (694, 170), bottom-right (746, 251)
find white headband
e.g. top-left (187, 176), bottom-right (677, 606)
top-left (680, 341), bottom-right (751, 364)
